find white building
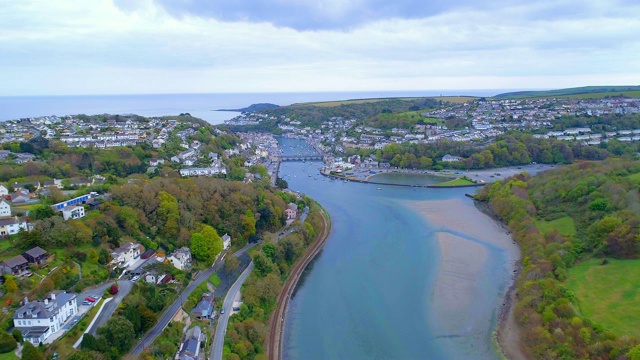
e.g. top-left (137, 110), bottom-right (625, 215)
top-left (222, 233), bottom-right (231, 250)
top-left (442, 154), bottom-right (462, 162)
top-left (0, 217), bottom-right (29, 236)
top-left (0, 199), bottom-right (11, 217)
top-left (0, 184), bottom-right (8, 196)
top-left (13, 291), bottom-right (78, 345)
top-left (167, 247), bottom-right (192, 270)
top-left (61, 205), bottom-right (85, 221)
top-left (110, 242), bottom-right (144, 268)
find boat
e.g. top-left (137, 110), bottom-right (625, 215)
top-left (377, 187), bottom-right (382, 190)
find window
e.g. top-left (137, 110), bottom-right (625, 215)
top-left (49, 317), bottom-right (53, 322)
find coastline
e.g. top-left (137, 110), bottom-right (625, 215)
top-left (266, 207), bottom-right (332, 360)
top-left (473, 199), bottom-right (527, 360)
top-left (405, 197), bottom-right (524, 359)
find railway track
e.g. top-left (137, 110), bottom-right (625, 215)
top-left (267, 211), bottom-right (330, 360)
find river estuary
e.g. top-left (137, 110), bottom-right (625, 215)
top-left (277, 138), bottom-right (520, 359)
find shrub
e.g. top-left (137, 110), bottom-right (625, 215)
top-left (0, 331), bottom-right (17, 353)
top-left (109, 284), bottom-right (119, 295)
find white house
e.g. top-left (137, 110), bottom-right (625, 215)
top-left (222, 233), bottom-right (231, 250)
top-left (167, 247), bottom-right (192, 270)
top-left (110, 242), bottom-right (144, 268)
top-left (0, 217), bottom-right (29, 236)
top-left (61, 205), bottom-right (85, 221)
top-left (13, 291), bottom-right (78, 345)
top-left (0, 199), bottom-right (11, 217)
top-left (0, 184), bottom-right (8, 196)
top-left (442, 154), bottom-right (462, 162)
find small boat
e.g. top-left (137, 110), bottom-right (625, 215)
top-left (377, 187), bottom-right (382, 190)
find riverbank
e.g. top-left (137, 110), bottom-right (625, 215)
top-left (404, 197), bottom-right (523, 359)
top-left (267, 207), bottom-right (332, 360)
top-left (319, 163), bottom-right (557, 189)
top-left (472, 199), bottom-right (527, 360)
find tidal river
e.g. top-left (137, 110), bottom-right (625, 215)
top-left (277, 138), bottom-right (519, 359)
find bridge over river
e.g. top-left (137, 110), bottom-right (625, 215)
top-left (279, 154), bottom-right (324, 161)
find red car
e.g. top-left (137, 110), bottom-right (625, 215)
top-left (84, 297), bottom-right (96, 303)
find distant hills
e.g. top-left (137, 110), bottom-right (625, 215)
top-left (494, 85), bottom-right (640, 99)
top-left (217, 103), bottom-right (280, 112)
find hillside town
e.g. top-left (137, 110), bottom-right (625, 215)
top-left (226, 96), bottom-right (640, 152)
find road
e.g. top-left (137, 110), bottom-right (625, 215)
top-left (210, 262), bottom-right (255, 360)
top-left (87, 280), bottom-right (134, 335)
top-left (129, 243), bottom-right (258, 355)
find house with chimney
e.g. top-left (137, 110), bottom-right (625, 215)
top-left (13, 291), bottom-right (78, 344)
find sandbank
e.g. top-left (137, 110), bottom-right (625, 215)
top-left (405, 197), bottom-right (525, 359)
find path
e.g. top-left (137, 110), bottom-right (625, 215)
top-left (210, 262), bottom-right (255, 360)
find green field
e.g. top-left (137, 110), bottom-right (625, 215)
top-left (0, 352), bottom-right (18, 360)
top-left (494, 86), bottom-right (640, 99)
top-left (433, 96), bottom-right (478, 103)
top-left (536, 216), bottom-right (576, 237)
top-left (566, 258), bottom-right (640, 338)
top-left (432, 177), bottom-right (476, 187)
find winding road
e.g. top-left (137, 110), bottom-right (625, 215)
top-left (211, 261), bottom-right (255, 360)
top-left (129, 243), bottom-right (258, 355)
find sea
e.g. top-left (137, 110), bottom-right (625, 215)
top-left (0, 90), bottom-right (505, 123)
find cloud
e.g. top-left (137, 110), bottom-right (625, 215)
top-left (139, 0), bottom-right (510, 31)
top-left (1, 0), bottom-right (640, 95)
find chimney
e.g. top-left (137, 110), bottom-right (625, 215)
top-left (24, 297), bottom-right (28, 305)
top-left (50, 292), bottom-right (56, 300)
top-left (44, 299), bottom-right (49, 305)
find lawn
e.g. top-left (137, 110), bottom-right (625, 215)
top-left (0, 352), bottom-right (18, 360)
top-left (209, 273), bottom-right (222, 287)
top-left (536, 216), bottom-right (576, 237)
top-left (0, 239), bottom-right (13, 252)
top-left (432, 177), bottom-right (476, 187)
top-left (566, 258), bottom-right (640, 338)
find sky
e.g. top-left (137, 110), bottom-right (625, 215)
top-left (1, 0), bottom-right (639, 96)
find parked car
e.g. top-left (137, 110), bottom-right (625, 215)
top-left (82, 301), bottom-right (91, 305)
top-left (84, 297), bottom-right (96, 303)
top-left (220, 308), bottom-right (225, 315)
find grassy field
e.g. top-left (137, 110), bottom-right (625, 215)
top-left (0, 352), bottom-right (18, 360)
top-left (301, 98), bottom-right (406, 107)
top-left (433, 96), bottom-right (478, 103)
top-left (536, 216), bottom-right (576, 237)
top-left (209, 273), bottom-right (221, 287)
top-left (566, 258), bottom-right (640, 338)
top-left (432, 177), bottom-right (476, 187)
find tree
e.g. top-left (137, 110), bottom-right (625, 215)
top-left (190, 225), bottom-right (223, 264)
top-left (109, 284), bottom-right (119, 295)
top-left (11, 329), bottom-right (22, 344)
top-left (0, 331), bottom-right (17, 353)
top-left (4, 276), bottom-right (17, 293)
top-left (30, 205), bottom-right (57, 220)
top-left (21, 341), bottom-right (44, 360)
top-left (97, 316), bottom-right (135, 353)
top-left (80, 333), bottom-right (99, 351)
top-left (88, 249), bottom-right (99, 264)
